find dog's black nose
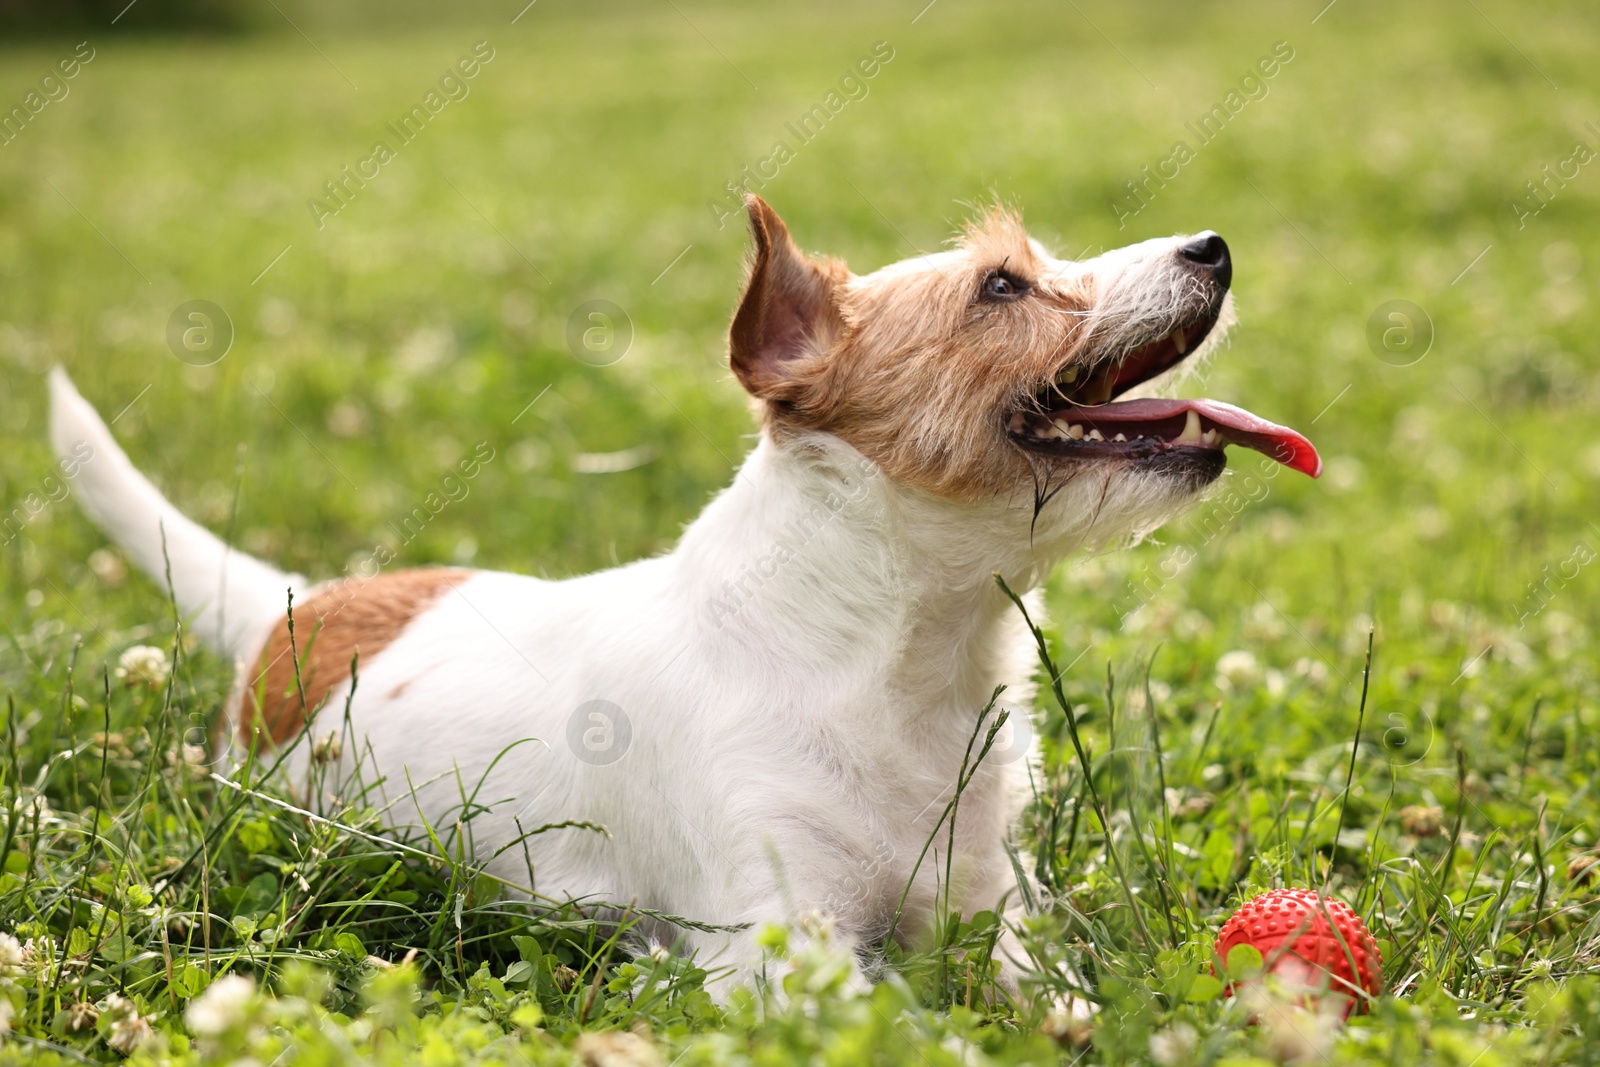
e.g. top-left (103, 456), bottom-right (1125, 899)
top-left (1179, 231), bottom-right (1231, 288)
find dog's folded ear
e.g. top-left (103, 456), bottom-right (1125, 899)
top-left (729, 196), bottom-right (847, 402)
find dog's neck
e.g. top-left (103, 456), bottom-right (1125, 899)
top-left (674, 434), bottom-right (1078, 720)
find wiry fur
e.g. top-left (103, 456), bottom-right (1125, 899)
top-left (740, 201), bottom-right (1232, 515)
top-left (48, 197), bottom-right (1240, 1008)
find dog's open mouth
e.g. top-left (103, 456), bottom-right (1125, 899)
top-left (1006, 307), bottom-right (1322, 478)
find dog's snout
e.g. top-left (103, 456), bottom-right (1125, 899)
top-left (1178, 231), bottom-right (1231, 288)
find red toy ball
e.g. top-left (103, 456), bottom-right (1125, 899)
top-left (1215, 888), bottom-right (1383, 1016)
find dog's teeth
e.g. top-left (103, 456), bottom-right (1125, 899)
top-left (1008, 412), bottom-right (1027, 433)
top-left (1054, 365), bottom-right (1082, 387)
top-left (1068, 424), bottom-right (1084, 439)
top-left (1113, 433), bottom-right (1127, 442)
top-left (1202, 428), bottom-right (1221, 447)
top-left (1086, 428), bottom-right (1104, 442)
top-left (1176, 409), bottom-right (1203, 444)
top-left (1172, 328), bottom-right (1189, 355)
top-left (1052, 418), bottom-right (1074, 436)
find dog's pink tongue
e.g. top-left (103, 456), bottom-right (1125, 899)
top-left (1189, 399), bottom-right (1322, 477)
top-left (1082, 397), bottom-right (1323, 477)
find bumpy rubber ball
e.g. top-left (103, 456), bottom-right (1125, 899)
top-left (1215, 888), bottom-right (1382, 1016)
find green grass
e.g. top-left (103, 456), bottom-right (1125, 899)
top-left (3, 0), bottom-right (1600, 1061)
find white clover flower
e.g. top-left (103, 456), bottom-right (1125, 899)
top-left (103, 994), bottom-right (152, 1054)
top-left (186, 973), bottom-right (256, 1036)
top-left (108, 1014), bottom-right (152, 1054)
top-left (88, 548), bottom-right (128, 587)
top-left (1215, 649), bottom-right (1261, 688)
top-left (1150, 1022), bottom-right (1198, 1067)
top-left (20, 936), bottom-right (53, 976)
top-left (0, 933), bottom-right (23, 976)
top-left (311, 731), bottom-right (342, 765)
top-left (574, 1031), bottom-right (661, 1067)
top-left (1243, 983), bottom-right (1342, 1065)
top-left (66, 1000), bottom-right (98, 1032)
top-left (116, 645), bottom-right (170, 690)
top-left (1292, 656), bottom-right (1329, 683)
top-left (10, 792), bottom-right (50, 823)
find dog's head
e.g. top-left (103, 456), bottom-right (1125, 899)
top-left (728, 197), bottom-right (1319, 549)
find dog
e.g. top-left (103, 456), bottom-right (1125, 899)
top-left (49, 195), bottom-right (1319, 1004)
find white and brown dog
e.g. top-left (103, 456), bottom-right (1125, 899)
top-left (49, 196), bottom-right (1318, 1001)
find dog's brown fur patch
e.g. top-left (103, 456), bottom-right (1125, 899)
top-left (730, 197), bottom-right (1097, 502)
top-left (238, 568), bottom-right (466, 747)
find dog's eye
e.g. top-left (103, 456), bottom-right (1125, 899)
top-left (980, 271), bottom-right (1027, 302)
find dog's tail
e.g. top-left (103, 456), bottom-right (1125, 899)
top-left (49, 368), bottom-right (303, 659)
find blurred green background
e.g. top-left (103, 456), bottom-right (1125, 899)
top-left (4, 0), bottom-right (1596, 666)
